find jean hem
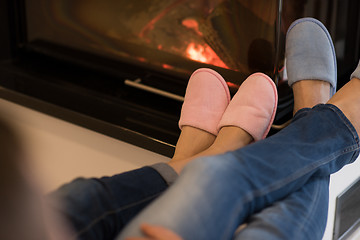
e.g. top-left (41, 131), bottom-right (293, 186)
top-left (324, 104), bottom-right (359, 143)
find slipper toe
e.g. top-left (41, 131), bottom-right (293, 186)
top-left (218, 73), bottom-right (278, 141)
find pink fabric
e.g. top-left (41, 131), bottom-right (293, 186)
top-left (178, 68), bottom-right (231, 135)
top-left (218, 73), bottom-right (278, 141)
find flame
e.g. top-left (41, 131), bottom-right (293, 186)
top-left (186, 43), bottom-right (207, 62)
top-left (186, 42), bottom-right (229, 69)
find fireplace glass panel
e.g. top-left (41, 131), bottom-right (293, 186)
top-left (25, 0), bottom-right (279, 84)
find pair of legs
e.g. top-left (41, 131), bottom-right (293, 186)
top-left (118, 19), bottom-right (360, 239)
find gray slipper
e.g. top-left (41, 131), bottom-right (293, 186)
top-left (351, 60), bottom-right (360, 80)
top-left (286, 17), bottom-right (337, 96)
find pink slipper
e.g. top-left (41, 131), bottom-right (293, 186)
top-left (217, 73), bottom-right (278, 141)
top-left (179, 68), bottom-right (231, 136)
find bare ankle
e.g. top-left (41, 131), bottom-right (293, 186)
top-left (210, 126), bottom-right (253, 153)
top-left (172, 126), bottom-right (215, 161)
top-left (292, 80), bottom-right (331, 115)
top-left (169, 126), bottom-right (253, 174)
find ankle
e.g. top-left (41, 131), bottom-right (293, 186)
top-left (292, 80), bottom-right (331, 115)
top-left (209, 126), bottom-right (253, 153)
top-left (167, 159), bottom-right (190, 174)
top-left (172, 126), bottom-right (215, 161)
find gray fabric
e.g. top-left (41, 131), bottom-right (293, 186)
top-left (286, 18), bottom-right (337, 96)
top-left (351, 60), bottom-right (360, 80)
top-left (150, 163), bottom-right (178, 185)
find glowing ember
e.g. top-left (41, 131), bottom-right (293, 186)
top-left (226, 82), bottom-right (240, 89)
top-left (182, 18), bottom-right (202, 36)
top-left (182, 19), bottom-right (198, 29)
top-left (137, 57), bottom-right (146, 62)
top-left (162, 64), bottom-right (174, 69)
top-left (186, 42), bottom-right (229, 69)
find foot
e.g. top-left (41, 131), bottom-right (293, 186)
top-left (178, 68), bottom-right (230, 135)
top-left (170, 68), bottom-right (230, 170)
top-left (218, 73), bottom-right (278, 141)
top-left (173, 68), bottom-right (230, 161)
top-left (286, 17), bottom-right (337, 112)
top-left (292, 80), bottom-right (330, 115)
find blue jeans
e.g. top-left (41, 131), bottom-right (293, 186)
top-left (49, 166), bottom-right (174, 240)
top-left (118, 104), bottom-right (360, 240)
top-left (233, 176), bottom-right (330, 240)
top-left (51, 163), bottom-right (329, 240)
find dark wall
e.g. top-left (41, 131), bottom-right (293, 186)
top-left (0, 0), bottom-right (11, 60)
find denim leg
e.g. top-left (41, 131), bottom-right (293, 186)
top-left (233, 176), bottom-right (330, 240)
top-left (48, 166), bottom-right (169, 240)
top-left (118, 104), bottom-right (359, 240)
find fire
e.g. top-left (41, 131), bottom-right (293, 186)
top-left (182, 18), bottom-right (202, 36)
top-left (186, 43), bottom-right (207, 62)
top-left (186, 42), bottom-right (229, 69)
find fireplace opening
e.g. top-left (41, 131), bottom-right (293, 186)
top-left (25, 0), bottom-right (280, 85)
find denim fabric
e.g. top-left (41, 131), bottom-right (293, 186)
top-left (150, 163), bottom-right (178, 185)
top-left (234, 176), bottom-right (330, 240)
top-left (49, 166), bottom-right (170, 240)
top-left (118, 104), bottom-right (360, 240)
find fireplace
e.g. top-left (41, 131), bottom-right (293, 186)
top-left (1, 0), bottom-right (360, 156)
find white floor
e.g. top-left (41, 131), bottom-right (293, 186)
top-left (1, 97), bottom-right (359, 240)
top-left (0, 98), bottom-right (169, 192)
